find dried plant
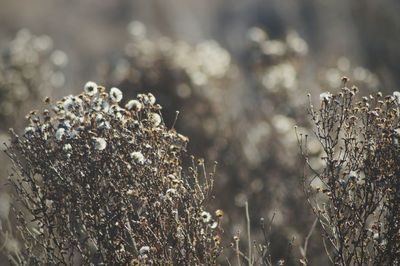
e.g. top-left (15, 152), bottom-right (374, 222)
top-left (0, 29), bottom-right (67, 264)
top-left (228, 202), bottom-right (295, 266)
top-left (4, 82), bottom-right (222, 265)
top-left (299, 78), bottom-right (400, 265)
top-left (100, 23), bottom-right (315, 262)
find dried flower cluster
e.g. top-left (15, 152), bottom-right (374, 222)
top-left (6, 82), bottom-right (222, 265)
top-left (227, 202), bottom-right (295, 266)
top-left (0, 29), bottom-right (67, 131)
top-left (300, 79), bottom-right (400, 264)
top-left (0, 14), bottom-right (397, 265)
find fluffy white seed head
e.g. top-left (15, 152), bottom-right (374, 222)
top-left (139, 246), bottom-right (150, 255)
top-left (320, 92), bottom-right (332, 102)
top-left (147, 93), bottom-right (156, 105)
top-left (125, 99), bottom-right (142, 111)
top-left (93, 137), bottom-right (107, 151)
top-left (130, 151), bottom-right (145, 164)
top-left (55, 128), bottom-right (65, 141)
top-left (393, 91), bottom-right (400, 104)
top-left (200, 211), bottom-right (211, 223)
top-left (24, 126), bottom-right (35, 134)
top-left (84, 81), bottom-right (98, 96)
top-left (110, 87), bottom-right (123, 102)
top-left (63, 144), bottom-right (72, 151)
top-left (149, 113), bottom-right (161, 127)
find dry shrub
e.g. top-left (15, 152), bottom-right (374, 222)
top-left (0, 29), bottom-right (67, 264)
top-left (5, 82), bottom-right (222, 265)
top-left (299, 79), bottom-right (400, 265)
top-left (99, 23), bottom-right (315, 263)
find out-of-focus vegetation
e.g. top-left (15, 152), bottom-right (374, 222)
top-left (0, 1), bottom-right (399, 265)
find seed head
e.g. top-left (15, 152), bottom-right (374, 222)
top-left (84, 81), bottom-right (98, 96)
top-left (125, 99), bottom-right (142, 111)
top-left (93, 137), bottom-right (107, 151)
top-left (110, 87), bottom-right (123, 102)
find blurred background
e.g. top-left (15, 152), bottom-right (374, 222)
top-left (0, 0), bottom-right (399, 264)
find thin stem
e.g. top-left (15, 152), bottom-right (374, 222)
top-left (245, 201), bottom-right (252, 266)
